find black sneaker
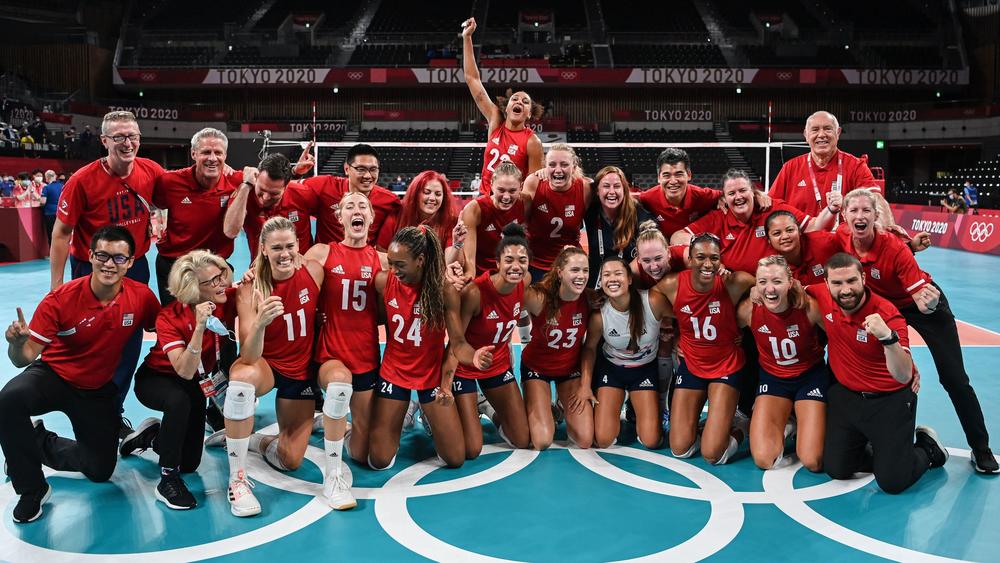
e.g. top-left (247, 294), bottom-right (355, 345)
top-left (972, 448), bottom-right (999, 474)
top-left (205, 402), bottom-right (225, 433)
top-left (155, 474), bottom-right (196, 510)
top-left (120, 417), bottom-right (160, 457)
top-left (119, 416), bottom-right (134, 442)
top-left (915, 425), bottom-right (949, 469)
top-left (12, 483), bottom-right (51, 523)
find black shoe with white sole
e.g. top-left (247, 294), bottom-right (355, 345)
top-left (119, 416), bottom-right (135, 442)
top-left (972, 448), bottom-right (999, 474)
top-left (915, 426), bottom-right (949, 469)
top-left (13, 483), bottom-right (52, 523)
top-left (120, 417), bottom-right (160, 457)
top-left (156, 474), bottom-right (196, 510)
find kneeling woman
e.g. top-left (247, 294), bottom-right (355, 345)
top-left (223, 216), bottom-right (325, 517)
top-left (737, 255), bottom-right (827, 471)
top-left (582, 256), bottom-right (672, 449)
top-left (448, 224), bottom-right (532, 456)
top-left (125, 250), bottom-right (236, 510)
top-left (655, 234), bottom-right (755, 464)
top-left (368, 226), bottom-right (467, 470)
top-left (521, 246), bottom-right (595, 449)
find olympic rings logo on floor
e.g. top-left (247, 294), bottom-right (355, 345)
top-left (0, 424), bottom-right (974, 562)
top-left (969, 222), bottom-right (995, 243)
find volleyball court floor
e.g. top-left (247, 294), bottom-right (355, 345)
top-left (1, 235), bottom-right (998, 562)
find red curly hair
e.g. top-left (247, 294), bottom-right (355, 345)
top-left (398, 170), bottom-right (458, 245)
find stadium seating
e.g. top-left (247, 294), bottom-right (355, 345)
top-left (611, 44), bottom-right (727, 67)
top-left (367, 0), bottom-right (471, 33)
top-left (904, 155), bottom-right (1000, 209)
top-left (601, 0), bottom-right (706, 33)
top-left (220, 45), bottom-right (333, 66)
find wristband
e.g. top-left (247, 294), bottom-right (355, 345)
top-left (453, 242), bottom-right (464, 249)
top-left (878, 330), bottom-right (899, 346)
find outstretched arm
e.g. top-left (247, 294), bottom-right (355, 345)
top-left (462, 18), bottom-right (501, 130)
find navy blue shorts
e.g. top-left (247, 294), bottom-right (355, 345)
top-left (673, 358), bottom-right (742, 392)
top-left (375, 376), bottom-right (438, 404)
top-left (757, 363), bottom-right (829, 402)
top-left (528, 265), bottom-right (549, 285)
top-left (452, 368), bottom-right (517, 395)
top-left (353, 367), bottom-right (379, 392)
top-left (273, 367), bottom-right (322, 401)
top-left (521, 363), bottom-right (581, 384)
top-left (592, 356), bottom-right (658, 392)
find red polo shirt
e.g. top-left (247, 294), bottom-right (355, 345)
top-left (301, 175), bottom-right (401, 245)
top-left (788, 231), bottom-right (842, 286)
top-left (770, 150), bottom-right (877, 217)
top-left (684, 200), bottom-right (811, 275)
top-left (837, 228), bottom-right (931, 310)
top-left (57, 157), bottom-right (165, 260)
top-left (28, 276), bottom-right (160, 389)
top-left (807, 284), bottom-right (910, 393)
top-left (154, 167), bottom-right (242, 258)
top-left (143, 287), bottom-right (238, 374)
top-left (639, 184), bottom-right (720, 238)
top-left (235, 181), bottom-right (317, 261)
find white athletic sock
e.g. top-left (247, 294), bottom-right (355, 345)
top-left (715, 436), bottom-right (739, 465)
top-left (248, 433), bottom-right (265, 454)
top-left (264, 438), bottom-right (289, 471)
top-left (325, 438), bottom-right (344, 479)
top-left (226, 436), bottom-right (249, 480)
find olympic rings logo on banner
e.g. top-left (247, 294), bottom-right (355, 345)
top-left (969, 222), bottom-right (994, 243)
top-left (777, 72), bottom-right (792, 80)
top-left (0, 423), bottom-right (979, 562)
top-left (348, 72), bottom-right (364, 81)
top-left (560, 71), bottom-right (578, 80)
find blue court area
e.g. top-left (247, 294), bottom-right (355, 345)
top-left (1, 238), bottom-right (998, 562)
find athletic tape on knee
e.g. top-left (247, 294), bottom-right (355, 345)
top-left (715, 436), bottom-right (739, 466)
top-left (323, 382), bottom-right (353, 420)
top-left (264, 438), bottom-right (290, 471)
top-left (223, 381), bottom-right (256, 421)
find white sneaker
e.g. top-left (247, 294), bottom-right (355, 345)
top-left (477, 391), bottom-right (495, 422)
top-left (731, 409), bottom-right (750, 444)
top-left (228, 471), bottom-right (261, 517)
top-left (551, 401), bottom-right (565, 424)
top-left (323, 473), bottom-right (357, 511)
top-left (402, 400), bottom-right (419, 430)
top-left (784, 417), bottom-right (798, 441)
top-left (417, 406), bottom-right (433, 437)
top-left (312, 413), bottom-right (324, 434)
top-left (204, 429), bottom-right (226, 448)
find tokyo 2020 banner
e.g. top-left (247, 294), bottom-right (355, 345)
top-left (891, 206), bottom-right (1000, 256)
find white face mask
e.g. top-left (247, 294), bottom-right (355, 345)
top-left (34, 176), bottom-right (43, 183)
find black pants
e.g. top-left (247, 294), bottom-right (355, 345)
top-left (154, 253), bottom-right (177, 306)
top-left (0, 362), bottom-right (120, 495)
top-left (134, 363), bottom-right (206, 472)
top-left (70, 254), bottom-right (150, 411)
top-left (900, 284), bottom-right (990, 450)
top-left (737, 327), bottom-right (760, 416)
top-left (44, 214), bottom-right (56, 245)
top-left (824, 382), bottom-right (929, 494)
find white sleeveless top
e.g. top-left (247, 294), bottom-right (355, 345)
top-left (600, 290), bottom-right (660, 367)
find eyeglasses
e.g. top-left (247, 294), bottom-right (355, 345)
top-left (105, 133), bottom-right (141, 144)
top-left (347, 164), bottom-right (379, 176)
top-left (198, 273), bottom-right (227, 287)
top-left (92, 251), bottom-right (132, 265)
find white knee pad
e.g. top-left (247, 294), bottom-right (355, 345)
top-left (714, 436), bottom-right (739, 466)
top-left (323, 382), bottom-right (353, 420)
top-left (224, 381), bottom-right (256, 421)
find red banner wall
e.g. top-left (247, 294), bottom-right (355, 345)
top-left (891, 207), bottom-right (1000, 256)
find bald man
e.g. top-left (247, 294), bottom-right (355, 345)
top-left (770, 111), bottom-right (876, 218)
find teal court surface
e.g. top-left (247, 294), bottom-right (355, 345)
top-left (1, 237), bottom-right (999, 562)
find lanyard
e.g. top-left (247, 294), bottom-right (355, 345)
top-left (195, 332), bottom-right (221, 377)
top-left (807, 152), bottom-right (843, 204)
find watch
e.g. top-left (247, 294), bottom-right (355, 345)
top-left (879, 330), bottom-right (899, 346)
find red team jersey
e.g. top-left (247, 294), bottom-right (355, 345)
top-left (807, 285), bottom-right (910, 392)
top-left (638, 184), bottom-right (721, 238)
top-left (769, 150), bottom-right (877, 217)
top-left (260, 267), bottom-right (319, 379)
top-left (455, 273), bottom-right (525, 378)
top-left (750, 303), bottom-right (825, 378)
top-left (521, 296), bottom-right (590, 377)
top-left (636, 245), bottom-right (687, 289)
top-left (154, 167), bottom-right (241, 258)
top-left (474, 195), bottom-right (525, 275)
top-left (57, 157), bottom-right (165, 260)
top-left (28, 276), bottom-right (160, 389)
top-left (674, 273), bottom-right (745, 378)
top-left (787, 231), bottom-right (841, 286)
top-left (527, 178), bottom-right (586, 270)
top-left (684, 200), bottom-right (811, 275)
top-left (837, 228), bottom-right (931, 310)
top-left (314, 243), bottom-right (382, 373)
top-left (144, 287), bottom-right (238, 374)
top-left (381, 274), bottom-right (447, 391)
top-left (237, 181), bottom-right (317, 261)
top-left (301, 175), bottom-right (400, 245)
top-left (480, 124), bottom-right (536, 195)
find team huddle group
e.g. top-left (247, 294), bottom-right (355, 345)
top-left (1, 23), bottom-right (996, 525)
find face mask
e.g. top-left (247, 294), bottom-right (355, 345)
top-left (205, 315), bottom-right (230, 337)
